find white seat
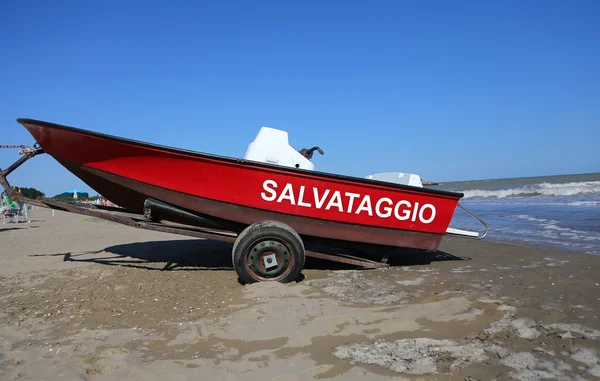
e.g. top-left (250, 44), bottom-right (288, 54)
top-left (244, 127), bottom-right (315, 170)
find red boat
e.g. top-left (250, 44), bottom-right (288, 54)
top-left (1, 118), bottom-right (487, 284)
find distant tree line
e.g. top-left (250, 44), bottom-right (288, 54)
top-left (9, 186), bottom-right (45, 199)
top-left (6, 186), bottom-right (103, 202)
top-left (53, 192), bottom-right (90, 200)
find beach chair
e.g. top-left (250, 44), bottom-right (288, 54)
top-left (1, 193), bottom-right (23, 224)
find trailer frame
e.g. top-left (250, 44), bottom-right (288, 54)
top-left (1, 147), bottom-right (391, 272)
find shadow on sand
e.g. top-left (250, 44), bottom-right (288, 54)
top-left (32, 238), bottom-right (469, 272)
top-left (0, 225), bottom-right (40, 232)
top-left (0, 227), bottom-right (22, 232)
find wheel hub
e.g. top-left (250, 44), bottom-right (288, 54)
top-left (247, 239), bottom-right (291, 278)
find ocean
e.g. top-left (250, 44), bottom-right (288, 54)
top-left (428, 173), bottom-right (600, 255)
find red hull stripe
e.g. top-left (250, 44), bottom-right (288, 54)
top-left (22, 122), bottom-right (460, 235)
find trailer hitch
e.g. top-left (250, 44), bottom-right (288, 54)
top-left (0, 144), bottom-right (45, 205)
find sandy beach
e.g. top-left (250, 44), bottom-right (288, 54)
top-left (1, 207), bottom-right (599, 380)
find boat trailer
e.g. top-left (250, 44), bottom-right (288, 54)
top-left (1, 146), bottom-right (397, 272)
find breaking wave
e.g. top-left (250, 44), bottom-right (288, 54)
top-left (567, 201), bottom-right (600, 206)
top-left (462, 181), bottom-right (600, 199)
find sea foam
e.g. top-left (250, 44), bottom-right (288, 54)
top-left (463, 181), bottom-right (600, 198)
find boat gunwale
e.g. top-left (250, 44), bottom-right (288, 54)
top-left (16, 117), bottom-right (464, 199)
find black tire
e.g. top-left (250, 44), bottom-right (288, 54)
top-left (232, 220), bottom-right (305, 284)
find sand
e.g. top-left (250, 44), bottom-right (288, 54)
top-left (1, 207), bottom-right (600, 380)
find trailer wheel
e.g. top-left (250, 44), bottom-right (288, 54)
top-left (232, 221), bottom-right (305, 284)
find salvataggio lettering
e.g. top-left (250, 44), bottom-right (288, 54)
top-left (261, 179), bottom-right (437, 224)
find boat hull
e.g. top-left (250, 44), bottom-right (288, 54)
top-left (17, 118), bottom-right (464, 250)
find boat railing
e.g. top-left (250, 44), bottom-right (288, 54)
top-left (455, 203), bottom-right (489, 239)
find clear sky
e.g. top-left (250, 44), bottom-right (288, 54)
top-left (1, 0), bottom-right (598, 197)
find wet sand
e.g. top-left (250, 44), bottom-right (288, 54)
top-left (1, 207), bottom-right (599, 380)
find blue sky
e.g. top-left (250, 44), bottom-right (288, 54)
top-left (1, 0), bottom-right (598, 196)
